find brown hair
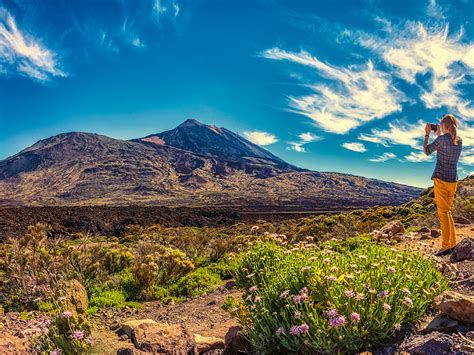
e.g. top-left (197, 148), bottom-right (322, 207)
top-left (441, 114), bottom-right (459, 145)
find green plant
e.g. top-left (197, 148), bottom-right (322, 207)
top-left (171, 268), bottom-right (221, 297)
top-left (89, 290), bottom-right (142, 311)
top-left (228, 240), bottom-right (449, 353)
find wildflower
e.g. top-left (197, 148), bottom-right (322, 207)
top-left (394, 323), bottom-right (401, 331)
top-left (245, 295), bottom-right (252, 301)
top-left (300, 287), bottom-right (308, 294)
top-left (308, 256), bottom-right (317, 262)
top-left (73, 330), bottom-right (84, 340)
top-left (251, 225), bottom-right (259, 231)
top-left (356, 293), bottom-right (364, 301)
top-left (246, 273), bottom-right (255, 279)
top-left (350, 263), bottom-right (357, 269)
top-left (61, 311), bottom-right (73, 318)
top-left (294, 311), bottom-right (301, 319)
top-left (301, 266), bottom-right (312, 272)
top-left (329, 315), bottom-right (346, 329)
top-left (383, 303), bottom-right (391, 311)
top-left (51, 350), bottom-right (61, 355)
top-left (299, 323), bottom-right (309, 334)
top-left (369, 288), bottom-right (376, 294)
top-left (355, 270), bottom-right (362, 275)
top-left (254, 296), bottom-right (261, 303)
top-left (324, 249), bottom-right (332, 255)
top-left (406, 274), bottom-right (413, 279)
top-left (384, 279), bottom-right (392, 286)
top-left (280, 289), bottom-right (290, 299)
top-left (326, 309), bottom-right (338, 318)
top-left (250, 304), bottom-right (256, 311)
top-left (306, 236), bottom-right (314, 241)
top-left (326, 275), bottom-right (337, 282)
top-left (345, 274), bottom-right (354, 280)
top-left (249, 286), bottom-right (257, 294)
top-left (359, 255), bottom-right (367, 260)
top-left (275, 327), bottom-right (285, 335)
top-left (323, 257), bottom-right (330, 264)
top-left (293, 294), bottom-right (308, 304)
top-left (344, 290), bottom-right (355, 298)
top-left (387, 266), bottom-right (396, 273)
top-left (351, 312), bottom-right (360, 322)
top-left (404, 297), bottom-right (413, 306)
top-left (390, 259), bottom-right (397, 265)
top-left (378, 290), bottom-right (388, 298)
top-left (58, 296), bottom-right (66, 302)
top-left (290, 325), bottom-right (300, 336)
top-left (402, 288), bottom-right (411, 296)
top-left (85, 337), bottom-right (93, 345)
top-left (372, 263), bottom-right (380, 267)
top-left (330, 266), bottom-right (338, 272)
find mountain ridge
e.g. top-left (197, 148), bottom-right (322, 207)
top-left (0, 119), bottom-right (422, 207)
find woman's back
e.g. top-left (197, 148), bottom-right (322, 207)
top-left (425, 133), bottom-right (462, 183)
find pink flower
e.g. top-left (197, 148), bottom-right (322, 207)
top-left (402, 288), bottom-right (411, 296)
top-left (378, 290), bottom-right (388, 298)
top-left (394, 323), bottom-right (401, 331)
top-left (294, 311), bottom-right (301, 319)
top-left (387, 266), bottom-right (396, 273)
top-left (254, 296), bottom-right (261, 303)
top-left (390, 259), bottom-right (396, 265)
top-left (293, 294), bottom-right (308, 304)
top-left (383, 303), bottom-right (391, 311)
top-left (85, 337), bottom-right (93, 345)
top-left (306, 236), bottom-right (314, 241)
top-left (350, 263), bottom-right (357, 269)
top-left (308, 256), bottom-right (317, 262)
top-left (61, 311), bottom-right (73, 318)
top-left (344, 290), bottom-right (355, 298)
top-left (275, 327), bottom-right (285, 335)
top-left (250, 304), bottom-right (256, 311)
top-left (73, 330), bottom-right (84, 340)
top-left (246, 273), bottom-right (255, 279)
top-left (280, 289), bottom-right (290, 299)
top-left (249, 286), bottom-right (257, 294)
top-left (350, 312), bottom-right (360, 322)
top-left (301, 266), bottom-right (312, 272)
top-left (326, 309), bottom-right (338, 318)
top-left (326, 275), bottom-right (337, 282)
top-left (404, 297), bottom-right (413, 306)
top-left (323, 258), bottom-right (330, 264)
top-left (290, 325), bottom-right (300, 336)
top-left (359, 255), bottom-right (367, 260)
top-left (299, 323), bottom-right (309, 334)
top-left (329, 315), bottom-right (346, 329)
top-left (50, 350), bottom-right (61, 355)
top-left (330, 266), bottom-right (338, 272)
top-left (355, 293), bottom-right (364, 301)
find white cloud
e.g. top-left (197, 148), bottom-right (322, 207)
top-left (369, 152), bottom-right (397, 162)
top-left (404, 151), bottom-right (433, 162)
top-left (0, 10), bottom-right (66, 81)
top-left (461, 154), bottom-right (474, 165)
top-left (427, 0), bottom-right (446, 20)
top-left (154, 0), bottom-right (180, 19)
top-left (131, 37), bottom-right (146, 48)
top-left (262, 48), bottom-right (405, 134)
top-left (243, 131), bottom-right (278, 146)
top-left (361, 120), bottom-right (425, 149)
top-left (287, 132), bottom-right (322, 153)
top-left (357, 21), bottom-right (474, 121)
top-left (358, 133), bottom-right (389, 146)
top-left (341, 142), bottom-right (367, 153)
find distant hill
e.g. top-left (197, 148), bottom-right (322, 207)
top-left (0, 119), bottom-right (422, 207)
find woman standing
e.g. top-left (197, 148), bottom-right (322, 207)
top-left (424, 114), bottom-right (463, 256)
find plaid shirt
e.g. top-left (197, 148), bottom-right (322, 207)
top-left (425, 133), bottom-right (462, 182)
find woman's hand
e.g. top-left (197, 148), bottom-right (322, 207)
top-left (425, 123), bottom-right (431, 135)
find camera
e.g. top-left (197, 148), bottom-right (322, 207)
top-left (429, 123), bottom-right (439, 131)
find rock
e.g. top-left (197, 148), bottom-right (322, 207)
top-left (430, 229), bottom-right (441, 238)
top-left (421, 314), bottom-right (459, 334)
top-left (0, 335), bottom-right (28, 353)
top-left (117, 348), bottom-right (147, 355)
top-left (434, 291), bottom-right (474, 323)
top-left (64, 279), bottom-right (88, 315)
top-left (119, 334), bottom-right (129, 341)
top-left (121, 319), bottom-right (158, 338)
top-left (194, 333), bottom-right (225, 353)
top-left (131, 322), bottom-right (195, 353)
top-left (379, 220), bottom-right (405, 238)
top-left (224, 326), bottom-right (252, 354)
top-left (109, 321), bottom-right (120, 331)
top-left (224, 280), bottom-right (236, 289)
top-left (454, 216), bottom-right (471, 225)
top-left (399, 331), bottom-right (455, 354)
top-left (450, 237), bottom-right (474, 262)
top-left (207, 299), bottom-right (217, 306)
top-left (418, 227), bottom-right (431, 234)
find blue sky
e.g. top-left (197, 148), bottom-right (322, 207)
top-left (0, 0), bottom-right (473, 188)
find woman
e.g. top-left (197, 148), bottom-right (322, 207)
top-left (424, 114), bottom-right (463, 256)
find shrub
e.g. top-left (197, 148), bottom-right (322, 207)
top-left (89, 290), bottom-right (142, 311)
top-left (228, 240), bottom-right (448, 353)
top-left (172, 268), bottom-right (221, 297)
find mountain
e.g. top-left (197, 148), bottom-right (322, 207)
top-left (0, 119), bottom-right (422, 208)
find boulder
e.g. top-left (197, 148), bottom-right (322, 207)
top-left (430, 229), bottom-right (441, 238)
top-left (418, 227), bottom-right (431, 234)
top-left (121, 319), bottom-right (158, 338)
top-left (450, 238), bottom-right (474, 262)
top-left (421, 313), bottom-right (459, 334)
top-left (64, 279), bottom-right (89, 315)
top-left (224, 280), bottom-right (237, 289)
top-left (224, 326), bottom-right (252, 354)
top-left (379, 220), bottom-right (405, 237)
top-left (0, 334), bottom-right (28, 353)
top-left (131, 322), bottom-right (195, 353)
top-left (194, 333), bottom-right (225, 353)
top-left (434, 291), bottom-right (474, 323)
top-left (399, 331), bottom-right (455, 354)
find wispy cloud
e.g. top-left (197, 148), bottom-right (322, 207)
top-left (341, 142), bottom-right (367, 153)
top-left (404, 151), bottom-right (433, 163)
top-left (361, 120), bottom-right (425, 149)
top-left (369, 152), bottom-right (397, 162)
top-left (261, 48), bottom-right (405, 134)
top-left (357, 20), bottom-right (474, 121)
top-left (153, 0), bottom-right (180, 19)
top-left (288, 132), bottom-right (321, 152)
top-left (131, 37), bottom-right (146, 48)
top-left (243, 131), bottom-right (278, 146)
top-left (460, 147), bottom-right (474, 165)
top-left (358, 133), bottom-right (389, 146)
top-left (0, 9), bottom-right (66, 82)
top-left (427, 0), bottom-right (446, 20)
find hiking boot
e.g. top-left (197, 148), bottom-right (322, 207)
top-left (433, 247), bottom-right (454, 257)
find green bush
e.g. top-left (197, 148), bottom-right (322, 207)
top-left (172, 268), bottom-right (222, 297)
top-left (89, 290), bottom-right (142, 311)
top-left (229, 240), bottom-right (449, 353)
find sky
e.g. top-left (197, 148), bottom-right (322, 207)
top-left (0, 0), bottom-right (473, 188)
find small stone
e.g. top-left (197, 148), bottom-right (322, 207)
top-left (224, 326), bottom-right (252, 354)
top-left (379, 220), bottom-right (405, 237)
top-left (421, 314), bottom-right (458, 334)
top-left (430, 229), bottom-right (441, 238)
top-left (399, 331), bottom-right (455, 354)
top-left (131, 322), bottom-right (195, 353)
top-left (119, 334), bottom-right (129, 341)
top-left (109, 321), bottom-right (120, 331)
top-left (194, 333), bottom-right (224, 353)
top-left (434, 291), bottom-right (474, 323)
top-left (418, 227), bottom-right (431, 234)
top-left (121, 319), bottom-right (158, 338)
top-left (207, 299), bottom-right (217, 306)
top-left (224, 280), bottom-right (237, 289)
top-left (450, 238), bottom-right (474, 262)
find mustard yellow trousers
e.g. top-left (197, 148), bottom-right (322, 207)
top-left (433, 178), bottom-right (458, 249)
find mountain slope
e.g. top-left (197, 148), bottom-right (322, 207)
top-left (0, 120), bottom-right (422, 207)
